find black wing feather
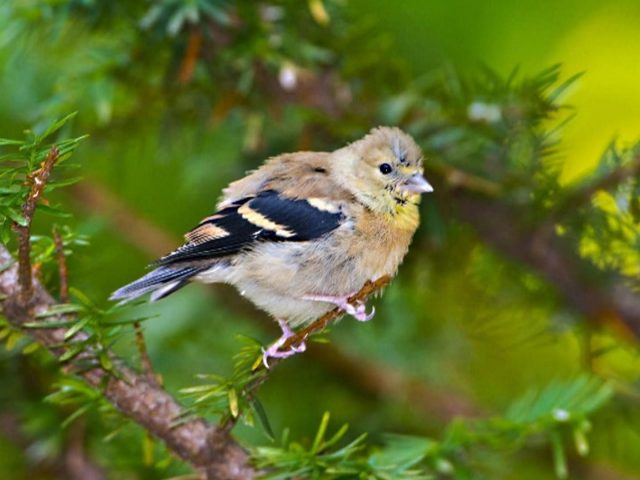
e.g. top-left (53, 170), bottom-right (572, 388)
top-left (249, 192), bottom-right (342, 240)
top-left (156, 191), bottom-right (343, 265)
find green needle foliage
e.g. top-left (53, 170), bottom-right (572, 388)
top-left (252, 377), bottom-right (613, 479)
top-left (0, 112), bottom-right (86, 242)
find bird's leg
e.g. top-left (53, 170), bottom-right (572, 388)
top-left (302, 293), bottom-right (376, 322)
top-left (262, 319), bottom-right (306, 369)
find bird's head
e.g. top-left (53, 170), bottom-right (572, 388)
top-left (333, 127), bottom-right (433, 214)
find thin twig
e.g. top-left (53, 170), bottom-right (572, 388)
top-left (134, 321), bottom-right (160, 387)
top-left (179, 30), bottom-right (203, 84)
top-left (242, 276), bottom-right (392, 403)
top-left (53, 227), bottom-right (69, 303)
top-left (282, 276), bottom-right (391, 353)
top-left (16, 145), bottom-right (60, 304)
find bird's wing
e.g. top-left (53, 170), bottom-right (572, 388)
top-left (218, 151), bottom-right (333, 208)
top-left (156, 190), bottom-right (345, 265)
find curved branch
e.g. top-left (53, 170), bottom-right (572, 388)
top-left (15, 145), bottom-right (60, 304)
top-left (239, 276), bottom-right (393, 405)
top-left (280, 275), bottom-right (391, 353)
top-left (0, 244), bottom-right (257, 480)
top-left (449, 189), bottom-right (640, 337)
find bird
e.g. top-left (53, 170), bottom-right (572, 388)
top-left (111, 126), bottom-right (433, 366)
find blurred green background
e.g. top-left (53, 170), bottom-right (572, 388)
top-left (1, 0), bottom-right (640, 479)
top-left (354, 0), bottom-right (640, 183)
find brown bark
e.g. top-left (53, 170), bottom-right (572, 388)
top-left (0, 244), bottom-right (257, 480)
top-left (15, 146), bottom-right (60, 304)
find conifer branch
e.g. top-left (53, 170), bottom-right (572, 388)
top-left (15, 145), bottom-right (60, 305)
top-left (178, 30), bottom-right (203, 85)
top-left (450, 188), bottom-right (640, 337)
top-left (0, 244), bottom-right (257, 480)
top-left (240, 276), bottom-right (393, 406)
top-left (134, 321), bottom-right (160, 387)
top-left (280, 275), bottom-right (392, 354)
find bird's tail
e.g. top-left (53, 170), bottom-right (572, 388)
top-left (110, 265), bottom-right (204, 304)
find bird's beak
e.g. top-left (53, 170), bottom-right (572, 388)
top-left (401, 174), bottom-right (434, 194)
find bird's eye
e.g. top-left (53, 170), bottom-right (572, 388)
top-left (379, 163), bottom-right (393, 175)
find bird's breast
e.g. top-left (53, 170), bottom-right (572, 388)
top-left (347, 206), bottom-right (418, 280)
top-left (223, 206), bottom-right (418, 325)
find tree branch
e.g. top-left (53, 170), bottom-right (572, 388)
top-left (279, 275), bottom-right (391, 355)
top-left (0, 244), bottom-right (257, 480)
top-left (240, 276), bottom-right (392, 405)
top-left (134, 321), bottom-right (161, 387)
top-left (15, 145), bottom-right (60, 304)
top-left (178, 30), bottom-right (203, 85)
top-left (449, 188), bottom-right (640, 337)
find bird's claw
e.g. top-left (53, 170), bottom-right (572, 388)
top-left (302, 294), bottom-right (376, 322)
top-left (262, 319), bottom-right (306, 369)
top-left (261, 342), bottom-right (306, 369)
top-left (343, 301), bottom-right (375, 321)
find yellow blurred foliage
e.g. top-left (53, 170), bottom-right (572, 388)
top-left (547, 7), bottom-right (640, 183)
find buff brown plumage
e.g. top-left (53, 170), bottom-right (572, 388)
top-left (111, 127), bottom-right (433, 365)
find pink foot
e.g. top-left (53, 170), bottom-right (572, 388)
top-left (302, 294), bottom-right (376, 322)
top-left (262, 320), bottom-right (306, 369)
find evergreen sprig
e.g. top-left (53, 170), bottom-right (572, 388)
top-left (0, 112), bottom-right (86, 244)
top-left (252, 376), bottom-right (613, 479)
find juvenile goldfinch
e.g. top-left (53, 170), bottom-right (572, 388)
top-left (111, 127), bottom-right (433, 365)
